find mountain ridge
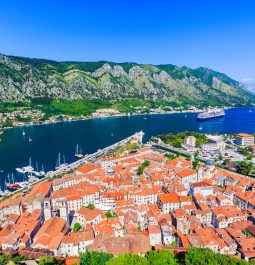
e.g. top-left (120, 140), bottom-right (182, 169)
top-left (0, 53), bottom-right (254, 106)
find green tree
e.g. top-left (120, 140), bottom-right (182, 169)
top-left (237, 161), bottom-right (254, 175)
top-left (184, 248), bottom-right (218, 265)
top-left (106, 254), bottom-right (148, 265)
top-left (80, 251), bottom-right (113, 265)
top-left (192, 158), bottom-right (200, 169)
top-left (73, 222), bottom-right (81, 232)
top-left (0, 253), bottom-right (11, 265)
top-left (38, 256), bottom-right (63, 265)
top-left (146, 250), bottom-right (178, 265)
top-left (86, 203), bottom-right (95, 210)
top-left (137, 160), bottom-right (150, 175)
top-left (3, 118), bottom-right (13, 127)
top-left (165, 153), bottom-right (176, 160)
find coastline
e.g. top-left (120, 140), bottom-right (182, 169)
top-left (1, 107), bottom-right (237, 131)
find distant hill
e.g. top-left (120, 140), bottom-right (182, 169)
top-left (0, 53), bottom-right (254, 106)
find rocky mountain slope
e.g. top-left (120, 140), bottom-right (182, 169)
top-left (0, 53), bottom-right (254, 106)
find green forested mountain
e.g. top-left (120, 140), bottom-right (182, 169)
top-left (0, 53), bottom-right (254, 106)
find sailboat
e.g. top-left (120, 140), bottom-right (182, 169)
top-left (5, 173), bottom-right (21, 190)
top-left (33, 162), bottom-right (42, 177)
top-left (75, 144), bottom-right (84, 158)
top-left (16, 157), bottom-right (34, 174)
top-left (39, 164), bottom-right (45, 176)
top-left (55, 153), bottom-right (68, 170)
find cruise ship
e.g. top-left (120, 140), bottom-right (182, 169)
top-left (197, 108), bottom-right (225, 120)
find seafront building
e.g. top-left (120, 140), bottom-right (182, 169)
top-left (235, 133), bottom-right (255, 147)
top-left (0, 146), bottom-right (255, 261)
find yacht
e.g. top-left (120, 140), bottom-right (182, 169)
top-left (75, 144), bottom-right (84, 158)
top-left (5, 173), bottom-right (22, 190)
top-left (55, 153), bottom-right (68, 170)
top-left (16, 157), bottom-right (34, 174)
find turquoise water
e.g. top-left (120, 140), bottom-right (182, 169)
top-left (0, 107), bottom-right (254, 186)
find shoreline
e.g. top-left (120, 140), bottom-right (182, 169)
top-left (1, 106), bottom-right (237, 131)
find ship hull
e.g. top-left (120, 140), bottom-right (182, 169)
top-left (197, 114), bottom-right (225, 120)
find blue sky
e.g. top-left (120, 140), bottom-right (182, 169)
top-left (0, 0), bottom-right (255, 84)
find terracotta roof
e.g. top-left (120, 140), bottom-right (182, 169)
top-left (158, 192), bottom-right (179, 204)
top-left (62, 231), bottom-right (94, 245)
top-left (237, 133), bottom-right (254, 138)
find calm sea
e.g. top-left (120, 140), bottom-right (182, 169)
top-left (0, 107), bottom-right (254, 187)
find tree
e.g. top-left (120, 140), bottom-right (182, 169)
top-left (106, 254), bottom-right (148, 265)
top-left (192, 158), bottom-right (200, 169)
top-left (137, 160), bottom-right (150, 175)
top-left (184, 248), bottom-right (217, 265)
top-left (3, 118), bottom-right (13, 127)
top-left (184, 247), bottom-right (249, 265)
top-left (146, 250), bottom-right (178, 265)
top-left (80, 251), bottom-right (113, 265)
top-left (73, 222), bottom-right (81, 232)
top-left (0, 253), bottom-right (11, 265)
top-left (165, 153), bottom-right (176, 160)
top-left (237, 161), bottom-right (254, 175)
top-left (86, 203), bottom-right (95, 210)
top-left (38, 256), bottom-right (63, 265)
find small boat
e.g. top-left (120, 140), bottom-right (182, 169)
top-left (6, 183), bottom-right (21, 190)
top-left (249, 109), bottom-right (252, 113)
top-left (22, 130), bottom-right (26, 136)
top-left (28, 174), bottom-right (39, 183)
top-left (39, 164), bottom-right (46, 176)
top-left (28, 135), bottom-right (32, 142)
top-left (199, 126), bottom-right (203, 131)
top-left (5, 174), bottom-right (21, 190)
top-left (75, 144), bottom-right (84, 158)
top-left (55, 153), bottom-right (68, 170)
top-left (16, 157), bottom-right (34, 174)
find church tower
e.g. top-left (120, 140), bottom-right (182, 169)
top-left (43, 198), bottom-right (52, 221)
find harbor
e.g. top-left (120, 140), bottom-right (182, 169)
top-left (0, 107), bottom-right (255, 191)
top-left (0, 131), bottom-right (144, 199)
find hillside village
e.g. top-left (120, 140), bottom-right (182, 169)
top-left (0, 135), bottom-right (255, 263)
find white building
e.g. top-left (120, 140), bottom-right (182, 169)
top-left (148, 225), bottom-right (162, 246)
top-left (190, 182), bottom-right (214, 197)
top-left (235, 133), bottom-right (254, 147)
top-left (60, 231), bottom-right (94, 257)
top-left (157, 193), bottom-right (180, 214)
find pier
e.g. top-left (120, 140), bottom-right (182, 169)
top-left (45, 130), bottom-right (144, 178)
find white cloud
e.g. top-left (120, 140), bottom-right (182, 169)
top-left (241, 77), bottom-right (255, 84)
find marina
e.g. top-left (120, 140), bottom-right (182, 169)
top-left (0, 131), bottom-right (143, 198)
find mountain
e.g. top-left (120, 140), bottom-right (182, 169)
top-left (0, 53), bottom-right (254, 106)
